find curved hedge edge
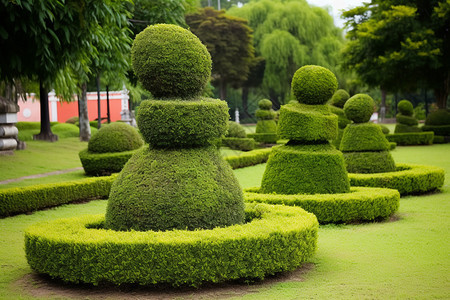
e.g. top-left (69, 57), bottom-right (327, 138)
top-left (348, 163), bottom-right (445, 195)
top-left (0, 175), bottom-right (117, 217)
top-left (79, 148), bottom-right (139, 176)
top-left (385, 132), bottom-right (434, 146)
top-left (244, 186), bottom-right (400, 224)
top-left (224, 147), bottom-right (272, 169)
top-left (25, 203), bottom-right (318, 287)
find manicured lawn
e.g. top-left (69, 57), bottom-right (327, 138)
top-left (0, 142), bottom-right (448, 298)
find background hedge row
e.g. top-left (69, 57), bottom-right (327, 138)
top-left (224, 148), bottom-right (272, 169)
top-left (386, 132), bottom-right (434, 146)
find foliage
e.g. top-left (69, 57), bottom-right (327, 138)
top-left (105, 146), bottom-right (245, 231)
top-left (344, 151), bottom-right (396, 174)
top-left (379, 124), bottom-right (390, 134)
top-left (260, 144), bottom-right (350, 195)
top-left (397, 100), bottom-right (414, 116)
top-left (222, 137), bottom-right (256, 151)
top-left (137, 99), bottom-right (228, 148)
top-left (247, 132), bottom-right (279, 144)
top-left (341, 0), bottom-right (450, 109)
top-left (348, 163), bottom-right (445, 195)
top-left (224, 147), bottom-right (272, 169)
top-left (330, 89), bottom-right (350, 108)
top-left (396, 114), bottom-right (419, 127)
top-left (386, 132), bottom-right (434, 145)
top-left (87, 122), bottom-right (143, 153)
top-left (251, 98), bottom-right (278, 143)
top-left (422, 125), bottom-right (450, 136)
top-left (245, 186), bottom-right (399, 224)
top-left (225, 121), bottom-right (247, 138)
top-left (343, 94), bottom-right (375, 123)
top-left (0, 175), bottom-right (116, 217)
top-left (425, 109), bottom-right (450, 125)
top-left (278, 103), bottom-right (337, 142)
top-left (228, 0), bottom-right (344, 106)
top-left (79, 149), bottom-right (137, 176)
top-left (340, 123), bottom-right (390, 152)
top-left (291, 65), bottom-right (338, 105)
top-left (50, 123), bottom-right (80, 139)
top-left (186, 7), bottom-right (255, 100)
top-left (329, 105), bottom-right (350, 129)
top-left (131, 24), bottom-right (211, 99)
top-left (25, 204), bottom-right (318, 287)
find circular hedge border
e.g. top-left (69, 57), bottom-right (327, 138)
top-left (25, 204), bottom-right (318, 287)
top-left (348, 163), bottom-right (445, 195)
top-left (244, 186), bottom-right (400, 224)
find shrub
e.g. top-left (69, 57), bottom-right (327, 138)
top-left (17, 129), bottom-right (40, 141)
top-left (278, 102), bottom-right (338, 142)
top-left (224, 148), bottom-right (272, 169)
top-left (248, 133), bottom-right (279, 144)
top-left (225, 121), bottom-right (246, 138)
top-left (340, 123), bottom-right (390, 152)
top-left (394, 123), bottom-right (421, 133)
top-left (105, 146), bottom-right (245, 231)
top-left (343, 151), bottom-right (396, 173)
top-left (291, 65), bottom-right (338, 104)
top-left (51, 123), bottom-right (79, 138)
top-left (251, 99), bottom-right (278, 144)
top-left (389, 142), bottom-right (397, 150)
top-left (260, 144), bottom-right (350, 195)
top-left (255, 109), bottom-right (277, 120)
top-left (330, 89), bottom-right (350, 108)
top-left (137, 99), bottom-right (228, 148)
top-left (329, 105), bottom-right (350, 129)
top-left (379, 124), bottom-right (390, 134)
top-left (396, 114), bottom-right (419, 126)
top-left (245, 186), bottom-right (400, 224)
top-left (385, 132), bottom-right (434, 146)
top-left (15, 122), bottom-right (41, 130)
top-left (222, 137), bottom-right (255, 151)
top-left (425, 109), bottom-right (450, 126)
top-left (348, 163), bottom-right (445, 195)
top-left (88, 122), bottom-right (143, 153)
top-left (65, 116), bottom-right (79, 124)
top-left (25, 204), bottom-right (318, 287)
top-left (79, 149), bottom-right (137, 176)
top-left (432, 135), bottom-right (446, 144)
top-left (131, 24), bottom-right (211, 99)
top-left (422, 125), bottom-right (450, 137)
top-left (397, 100), bottom-right (414, 116)
top-left (0, 175), bottom-right (116, 217)
top-left (343, 94), bottom-right (375, 123)
top-left (258, 99), bottom-right (273, 109)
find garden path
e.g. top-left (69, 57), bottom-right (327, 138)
top-left (0, 167), bottom-right (83, 185)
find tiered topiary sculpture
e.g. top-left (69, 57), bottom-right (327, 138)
top-left (329, 89), bottom-right (351, 148)
top-left (422, 109), bottom-right (450, 143)
top-left (222, 121), bottom-right (256, 151)
top-left (248, 99), bottom-right (278, 144)
top-left (340, 94), bottom-right (396, 173)
top-left (261, 65), bottom-right (350, 194)
top-left (394, 100), bottom-right (421, 133)
top-left (79, 122), bottom-right (143, 175)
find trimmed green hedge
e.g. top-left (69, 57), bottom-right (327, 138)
top-left (248, 132), bottom-right (278, 144)
top-left (88, 122), bottom-right (143, 153)
top-left (137, 99), bottom-right (228, 147)
top-left (348, 163), bottom-right (445, 195)
top-left (25, 203), bottom-right (318, 287)
top-left (425, 109), bottom-right (450, 126)
top-left (394, 123), bottom-right (421, 133)
top-left (222, 137), bottom-right (256, 151)
top-left (255, 110), bottom-right (277, 120)
top-left (340, 123), bottom-right (390, 152)
top-left (329, 105), bottom-right (350, 129)
top-left (0, 175), bottom-right (116, 217)
top-left (397, 100), bottom-right (414, 116)
top-left (79, 149), bottom-right (139, 176)
top-left (261, 144), bottom-right (350, 195)
top-left (51, 123), bottom-right (80, 138)
top-left (343, 151), bottom-right (396, 173)
top-left (396, 114), bottom-right (419, 126)
top-left (386, 132), bottom-right (434, 146)
top-left (422, 125), bottom-right (450, 137)
top-left (244, 186), bottom-right (400, 224)
top-left (224, 148), bottom-right (272, 169)
top-left (278, 103), bottom-right (338, 142)
top-left (330, 89), bottom-right (350, 108)
top-left (225, 121), bottom-right (246, 138)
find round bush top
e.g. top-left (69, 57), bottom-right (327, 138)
top-left (88, 122), bottom-right (143, 153)
top-left (131, 24), bottom-right (212, 99)
top-left (330, 89), bottom-right (350, 108)
top-left (344, 94), bottom-right (375, 123)
top-left (291, 65), bottom-right (338, 104)
top-left (397, 100), bottom-right (414, 116)
top-left (258, 99), bottom-right (272, 110)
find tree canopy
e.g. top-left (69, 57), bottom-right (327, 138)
top-left (342, 0), bottom-right (450, 109)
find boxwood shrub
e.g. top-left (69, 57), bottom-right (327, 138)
top-left (222, 137), bottom-right (256, 151)
top-left (88, 122), bottom-right (143, 153)
top-left (51, 123), bottom-right (80, 138)
top-left (343, 94), bottom-right (375, 123)
top-left (225, 121), bottom-right (246, 138)
top-left (224, 148), bottom-right (272, 169)
top-left (394, 123), bottom-right (422, 133)
top-left (244, 186), bottom-right (400, 224)
top-left (348, 163), bottom-right (445, 195)
top-left (79, 149), bottom-right (138, 176)
top-left (25, 203), bottom-right (318, 287)
top-left (422, 125), bottom-right (450, 137)
top-left (343, 151), bottom-right (396, 174)
top-left (0, 175), bottom-right (116, 217)
top-left (329, 89), bottom-right (350, 108)
top-left (395, 114), bottom-right (419, 127)
top-left (385, 132), bottom-right (434, 146)
top-left (248, 133), bottom-right (279, 144)
top-left (340, 123), bottom-right (390, 152)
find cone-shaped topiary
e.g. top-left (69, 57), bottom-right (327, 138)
top-left (248, 99), bottom-right (278, 144)
top-left (131, 24), bottom-right (211, 99)
top-left (394, 100), bottom-right (420, 133)
top-left (344, 94), bottom-right (375, 123)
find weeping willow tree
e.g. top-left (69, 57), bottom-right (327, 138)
top-left (228, 0), bottom-right (344, 108)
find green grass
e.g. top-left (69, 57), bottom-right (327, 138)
top-left (0, 144), bottom-right (448, 299)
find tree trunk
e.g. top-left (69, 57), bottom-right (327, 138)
top-left (33, 79), bottom-right (58, 142)
top-left (219, 78), bottom-right (227, 100)
top-left (434, 72), bottom-right (449, 109)
top-left (106, 85), bottom-right (111, 123)
top-left (79, 82), bottom-right (91, 142)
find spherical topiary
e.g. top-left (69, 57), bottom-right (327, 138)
top-left (258, 99), bottom-right (273, 110)
top-left (425, 109), bottom-right (450, 126)
top-left (344, 94), bottom-right (375, 123)
top-left (226, 121), bottom-right (246, 138)
top-left (88, 122), bottom-right (143, 153)
top-left (330, 89), bottom-right (350, 108)
top-left (291, 65), bottom-right (338, 105)
top-left (131, 24), bottom-right (211, 99)
top-left (397, 100), bottom-right (414, 116)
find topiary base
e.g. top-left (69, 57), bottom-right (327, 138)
top-left (25, 204), bottom-right (318, 287)
top-left (343, 151), bottom-right (396, 174)
top-left (348, 163), bottom-right (445, 195)
top-left (79, 149), bottom-right (138, 176)
top-left (244, 186), bottom-right (400, 224)
top-left (261, 143), bottom-right (350, 194)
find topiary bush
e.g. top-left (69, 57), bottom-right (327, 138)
top-left (340, 123), bottom-right (390, 152)
top-left (88, 122), bottom-right (143, 153)
top-left (423, 109), bottom-right (450, 139)
top-left (291, 65), bottom-right (338, 104)
top-left (222, 137), bottom-right (256, 151)
top-left (249, 99), bottom-right (278, 144)
top-left (226, 121), bottom-right (246, 138)
top-left (397, 100), bottom-right (414, 116)
top-left (395, 100), bottom-right (420, 133)
top-left (386, 132), bottom-right (434, 145)
top-left (343, 94), bottom-right (375, 123)
top-left (343, 151), bottom-right (396, 174)
top-left (131, 24), bottom-right (211, 99)
top-left (330, 89), bottom-right (350, 108)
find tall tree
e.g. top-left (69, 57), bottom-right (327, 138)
top-left (228, 0), bottom-right (344, 108)
top-left (342, 0), bottom-right (449, 109)
top-left (186, 7), bottom-right (255, 100)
